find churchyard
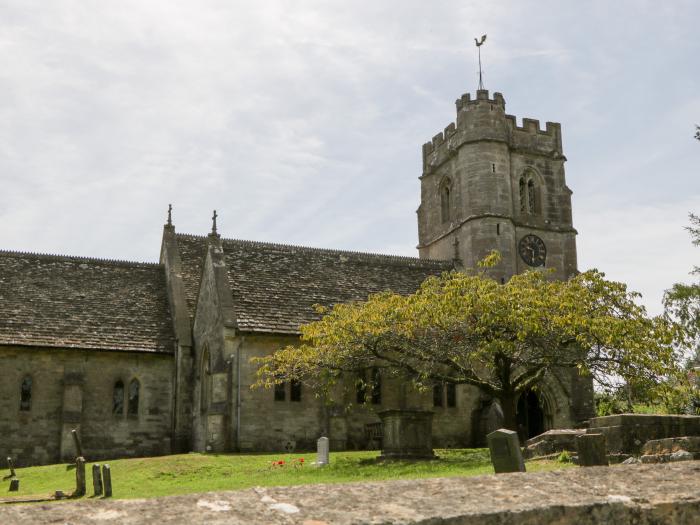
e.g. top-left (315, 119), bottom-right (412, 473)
top-left (0, 448), bottom-right (571, 501)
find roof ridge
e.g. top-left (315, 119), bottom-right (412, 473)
top-left (0, 249), bottom-right (161, 268)
top-left (174, 233), bottom-right (453, 267)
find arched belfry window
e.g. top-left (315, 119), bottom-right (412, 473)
top-left (19, 376), bottom-right (32, 411)
top-left (519, 171), bottom-right (541, 216)
top-left (128, 379), bottom-right (140, 416)
top-left (440, 178), bottom-right (452, 224)
top-left (113, 380), bottom-right (125, 415)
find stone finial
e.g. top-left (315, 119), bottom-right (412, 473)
top-left (167, 204), bottom-right (173, 227)
top-left (211, 210), bottom-right (218, 235)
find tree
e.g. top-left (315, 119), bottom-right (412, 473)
top-left (663, 213), bottom-right (700, 414)
top-left (664, 213), bottom-right (699, 357)
top-left (255, 258), bottom-right (683, 431)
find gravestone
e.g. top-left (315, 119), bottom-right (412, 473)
top-left (9, 479), bottom-right (19, 491)
top-left (7, 457), bottom-right (16, 478)
top-left (576, 433), bottom-right (608, 466)
top-left (3, 457), bottom-right (16, 480)
top-left (102, 464), bottom-right (112, 497)
top-left (92, 464), bottom-right (103, 496)
top-left (487, 429), bottom-right (526, 473)
top-left (316, 437), bottom-right (329, 466)
top-left (74, 457), bottom-right (86, 497)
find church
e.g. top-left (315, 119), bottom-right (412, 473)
top-left (0, 88), bottom-right (594, 466)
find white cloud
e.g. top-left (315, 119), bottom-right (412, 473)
top-left (0, 1), bottom-right (697, 317)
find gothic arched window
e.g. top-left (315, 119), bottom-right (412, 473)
top-left (519, 178), bottom-right (527, 212)
top-left (440, 178), bottom-right (452, 224)
top-left (290, 379), bottom-right (302, 402)
top-left (527, 179), bottom-right (537, 214)
top-left (128, 379), bottom-right (140, 416)
top-left (19, 376), bottom-right (32, 411)
top-left (113, 380), bottom-right (125, 415)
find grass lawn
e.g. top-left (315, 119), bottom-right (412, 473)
top-left (1, 449), bottom-right (572, 501)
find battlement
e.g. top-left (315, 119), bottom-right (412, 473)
top-left (455, 89), bottom-right (506, 111)
top-left (421, 90), bottom-right (563, 171)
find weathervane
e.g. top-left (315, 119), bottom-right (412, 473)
top-left (474, 34), bottom-right (487, 90)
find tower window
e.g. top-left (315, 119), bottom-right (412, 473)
top-left (496, 223), bottom-right (500, 235)
top-left (520, 171), bottom-right (541, 216)
top-left (439, 178), bottom-right (452, 224)
top-left (20, 376), bottom-right (32, 411)
top-left (113, 380), bottom-right (124, 415)
top-left (492, 163), bottom-right (496, 173)
top-left (128, 379), bottom-right (140, 416)
top-left (527, 180), bottom-right (536, 213)
top-left (290, 379), bottom-right (302, 402)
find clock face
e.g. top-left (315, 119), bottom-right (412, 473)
top-left (518, 234), bottom-right (546, 267)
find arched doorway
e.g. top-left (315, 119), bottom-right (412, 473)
top-left (516, 388), bottom-right (546, 442)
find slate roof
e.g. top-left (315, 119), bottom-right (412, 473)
top-left (175, 234), bottom-right (454, 334)
top-left (0, 251), bottom-right (175, 353)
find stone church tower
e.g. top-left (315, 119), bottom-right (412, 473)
top-left (417, 90), bottom-right (577, 281)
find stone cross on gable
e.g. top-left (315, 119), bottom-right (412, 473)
top-left (211, 210), bottom-right (218, 235)
top-left (167, 204), bottom-right (172, 226)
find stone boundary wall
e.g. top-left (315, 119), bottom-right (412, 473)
top-left (1, 462), bottom-right (699, 524)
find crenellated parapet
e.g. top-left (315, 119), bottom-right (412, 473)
top-left (421, 90), bottom-right (564, 174)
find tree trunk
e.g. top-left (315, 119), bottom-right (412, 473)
top-left (499, 393), bottom-right (518, 431)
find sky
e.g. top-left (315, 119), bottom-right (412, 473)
top-left (0, 0), bottom-right (698, 316)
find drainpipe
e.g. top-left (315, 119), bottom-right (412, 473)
top-left (236, 336), bottom-right (245, 451)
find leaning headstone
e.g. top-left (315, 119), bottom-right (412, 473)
top-left (102, 464), bottom-right (112, 497)
top-left (92, 464), bottom-right (103, 496)
top-left (316, 437), bottom-right (330, 466)
top-left (71, 429), bottom-right (84, 459)
top-left (3, 457), bottom-right (17, 481)
top-left (9, 479), bottom-right (19, 491)
top-left (6, 457), bottom-right (16, 478)
top-left (74, 457), bottom-right (86, 497)
top-left (576, 433), bottom-right (608, 467)
top-left (487, 429), bottom-right (526, 473)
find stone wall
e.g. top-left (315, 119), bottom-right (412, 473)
top-left (0, 346), bottom-right (173, 466)
top-left (3, 462), bottom-right (698, 524)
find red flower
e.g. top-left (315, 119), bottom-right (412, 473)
top-left (299, 458), bottom-right (304, 463)
top-left (278, 460), bottom-right (285, 465)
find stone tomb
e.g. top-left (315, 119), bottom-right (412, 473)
top-left (587, 414), bottom-right (700, 457)
top-left (576, 433), bottom-right (608, 467)
top-left (641, 436), bottom-right (700, 463)
top-left (378, 410), bottom-right (436, 460)
top-left (523, 429), bottom-right (585, 459)
top-left (487, 429), bottom-right (525, 473)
